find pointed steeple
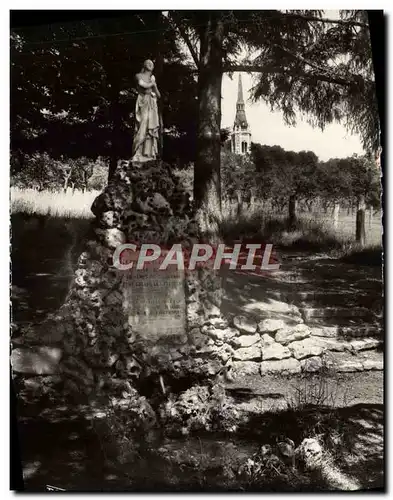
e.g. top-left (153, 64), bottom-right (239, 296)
top-left (234, 73), bottom-right (248, 129)
top-left (237, 74), bottom-right (244, 104)
top-left (230, 72), bottom-right (252, 155)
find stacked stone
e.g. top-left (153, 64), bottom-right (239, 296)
top-left (49, 159), bottom-right (233, 401)
top-left (219, 298), bottom-right (383, 378)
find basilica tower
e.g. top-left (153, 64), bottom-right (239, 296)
top-left (230, 74), bottom-right (252, 155)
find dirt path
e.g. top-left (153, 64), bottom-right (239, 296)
top-left (224, 371), bottom-right (383, 411)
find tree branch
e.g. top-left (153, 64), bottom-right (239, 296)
top-left (280, 13), bottom-right (368, 29)
top-left (224, 64), bottom-right (280, 75)
top-left (168, 13), bottom-right (200, 68)
top-left (271, 42), bottom-right (333, 77)
top-left (223, 64), bottom-right (354, 87)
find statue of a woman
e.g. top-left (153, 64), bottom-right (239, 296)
top-left (132, 59), bottom-right (162, 162)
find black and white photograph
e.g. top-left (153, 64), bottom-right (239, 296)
top-left (10, 9), bottom-right (384, 492)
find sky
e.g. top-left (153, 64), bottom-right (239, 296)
top-left (221, 72), bottom-right (365, 162)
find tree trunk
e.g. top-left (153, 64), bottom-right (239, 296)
top-left (108, 155), bottom-right (118, 182)
top-left (63, 168), bottom-right (72, 193)
top-left (194, 13), bottom-right (224, 220)
top-left (288, 194), bottom-right (297, 229)
top-left (82, 169), bottom-right (90, 193)
top-left (108, 103), bottom-right (120, 182)
top-left (236, 191), bottom-right (243, 218)
top-left (356, 195), bottom-right (366, 247)
top-left (107, 70), bottom-right (122, 183)
top-left (155, 27), bottom-right (164, 160)
top-left (333, 201), bottom-right (340, 229)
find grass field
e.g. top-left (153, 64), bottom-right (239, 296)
top-left (11, 187), bottom-right (383, 244)
top-left (11, 187), bottom-right (100, 219)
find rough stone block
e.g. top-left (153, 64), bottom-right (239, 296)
top-left (232, 361), bottom-right (260, 376)
top-left (313, 337), bottom-right (350, 352)
top-left (349, 338), bottom-right (382, 352)
top-left (205, 304), bottom-right (221, 318)
top-left (188, 328), bottom-right (207, 349)
top-left (96, 228), bottom-right (126, 249)
top-left (11, 347), bottom-right (62, 375)
top-left (206, 317), bottom-right (229, 329)
top-left (186, 302), bottom-right (204, 327)
top-left (325, 352), bottom-right (364, 372)
top-left (275, 324), bottom-right (311, 345)
top-left (258, 318), bottom-right (286, 333)
top-left (287, 338), bottom-right (324, 360)
top-left (233, 315), bottom-right (257, 334)
top-left (100, 211), bottom-right (117, 228)
top-left (233, 344), bottom-right (261, 361)
top-left (231, 334), bottom-right (260, 348)
top-left (262, 342), bottom-right (291, 361)
top-left (310, 326), bottom-right (339, 338)
top-left (260, 358), bottom-right (301, 375)
top-left (260, 333), bottom-right (275, 346)
top-left (360, 351), bottom-right (383, 370)
top-left (221, 327), bottom-right (240, 340)
top-left (203, 327), bottom-right (227, 342)
top-left (243, 299), bottom-right (301, 318)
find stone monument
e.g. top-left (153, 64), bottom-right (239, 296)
top-left (55, 156), bottom-right (229, 405)
top-left (43, 57), bottom-right (232, 407)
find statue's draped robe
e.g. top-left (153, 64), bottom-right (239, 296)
top-left (132, 92), bottom-right (160, 162)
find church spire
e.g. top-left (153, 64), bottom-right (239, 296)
top-left (237, 74), bottom-right (244, 104)
top-left (230, 73), bottom-right (252, 155)
top-left (234, 74), bottom-right (248, 129)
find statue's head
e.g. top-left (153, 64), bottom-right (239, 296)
top-left (143, 59), bottom-right (154, 72)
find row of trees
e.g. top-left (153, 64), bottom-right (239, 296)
top-left (11, 11), bottom-right (380, 214)
top-left (221, 146), bottom-right (381, 242)
top-left (12, 146), bottom-right (381, 220)
top-left (11, 153), bottom-right (108, 192)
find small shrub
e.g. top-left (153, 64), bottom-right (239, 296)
top-left (290, 359), bottom-right (350, 411)
top-left (91, 389), bottom-right (158, 467)
top-left (160, 383), bottom-right (248, 436)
